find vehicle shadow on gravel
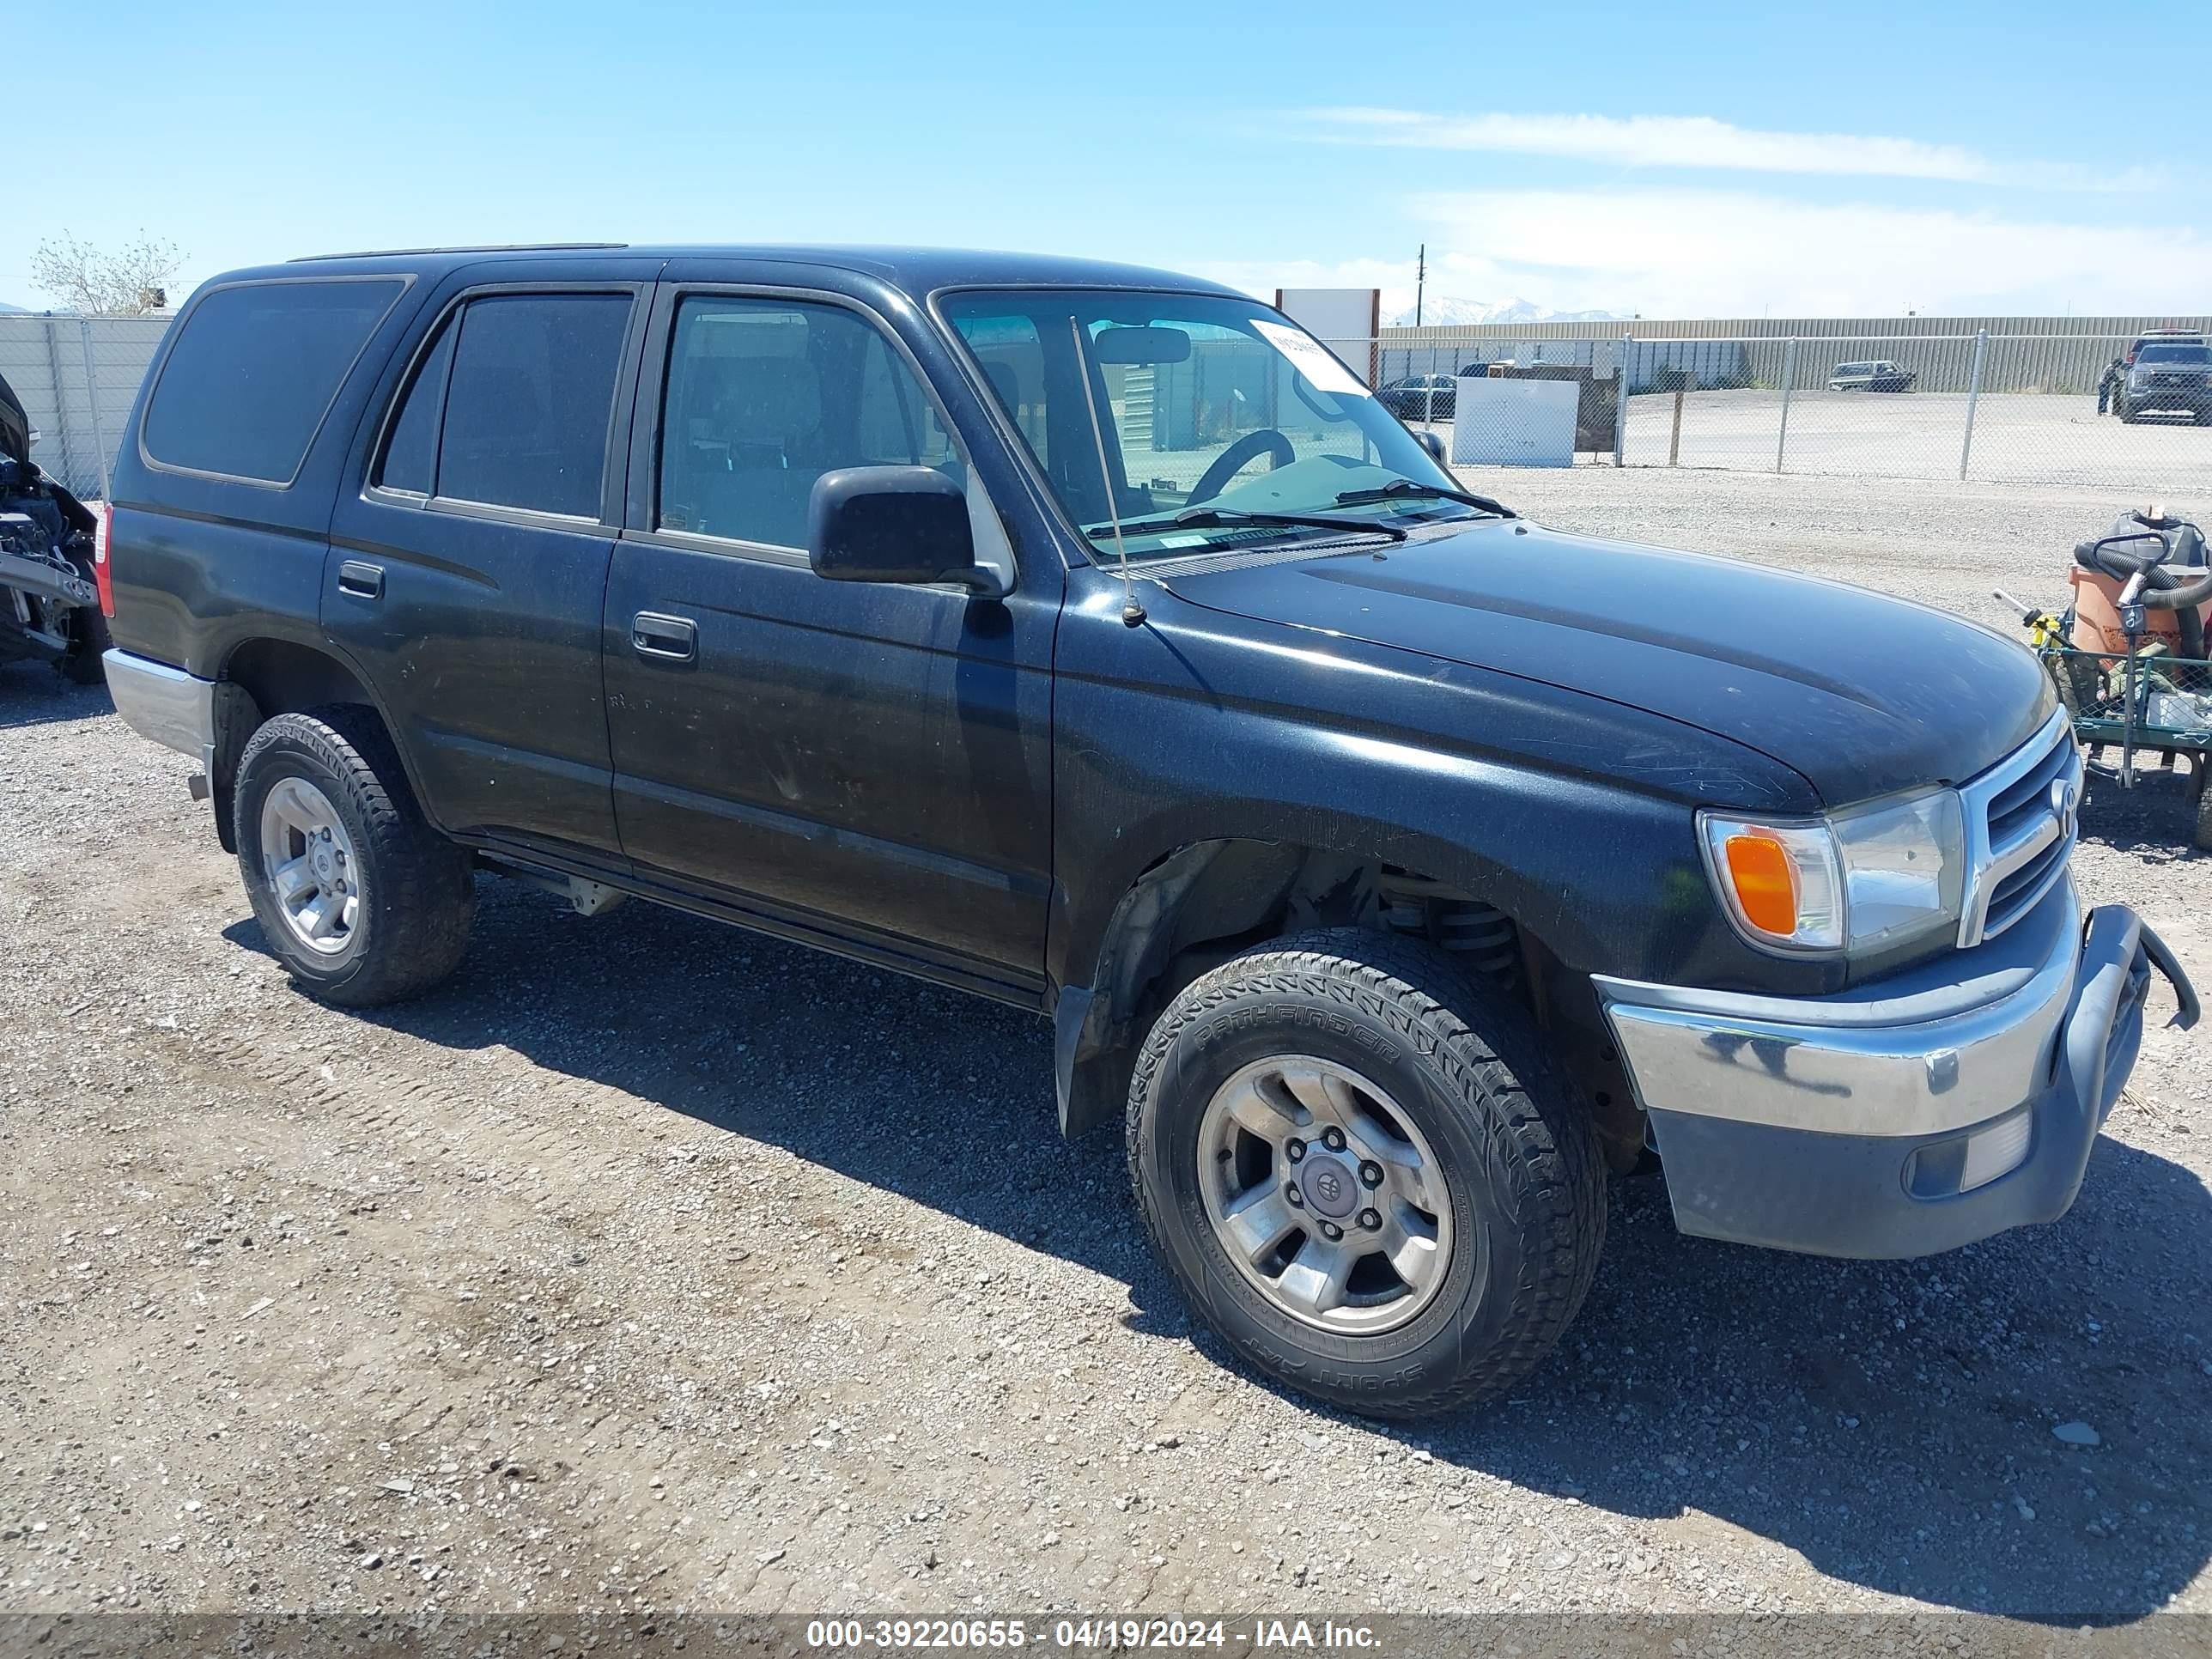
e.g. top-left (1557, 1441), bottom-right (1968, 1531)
top-left (226, 868), bottom-right (2212, 1625)
top-left (2076, 760), bottom-right (2205, 866)
top-left (1435, 1147), bottom-right (2212, 1624)
top-left (0, 666), bottom-right (110, 728)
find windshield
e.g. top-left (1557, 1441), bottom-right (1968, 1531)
top-left (2137, 343), bottom-right (2211, 365)
top-left (940, 289), bottom-right (1483, 559)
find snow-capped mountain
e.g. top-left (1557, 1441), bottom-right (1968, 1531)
top-left (1386, 295), bottom-right (1619, 328)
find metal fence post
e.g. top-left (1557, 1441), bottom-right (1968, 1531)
top-left (40, 315), bottom-right (80, 494)
top-left (77, 319), bottom-right (112, 501)
top-left (1775, 337), bottom-right (1797, 474)
top-left (1612, 335), bottom-right (1632, 466)
top-left (1958, 328), bottom-right (1989, 481)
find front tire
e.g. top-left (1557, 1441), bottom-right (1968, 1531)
top-left (1127, 928), bottom-right (1605, 1419)
top-left (233, 708), bottom-right (476, 1006)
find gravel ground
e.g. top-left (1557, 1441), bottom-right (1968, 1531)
top-left (3, 468), bottom-right (2210, 1632)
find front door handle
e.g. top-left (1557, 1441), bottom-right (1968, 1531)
top-left (631, 611), bottom-right (697, 661)
top-left (337, 560), bottom-right (384, 600)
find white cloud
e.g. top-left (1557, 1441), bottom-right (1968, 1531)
top-left (1304, 108), bottom-right (2154, 191)
top-left (1402, 189), bottom-right (2212, 319)
top-left (1190, 254), bottom-right (1423, 301)
top-left (1199, 192), bottom-right (2212, 321)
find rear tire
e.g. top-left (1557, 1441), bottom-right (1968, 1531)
top-left (1126, 927), bottom-right (1605, 1419)
top-left (233, 707), bottom-right (475, 1006)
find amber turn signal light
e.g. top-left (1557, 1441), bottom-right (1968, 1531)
top-left (1723, 832), bottom-right (1799, 937)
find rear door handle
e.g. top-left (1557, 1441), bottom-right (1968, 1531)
top-left (632, 611), bottom-right (697, 661)
top-left (337, 560), bottom-right (384, 600)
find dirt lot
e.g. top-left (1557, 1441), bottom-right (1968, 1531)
top-left (3, 468), bottom-right (2210, 1631)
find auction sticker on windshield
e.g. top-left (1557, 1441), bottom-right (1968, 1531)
top-left (1250, 319), bottom-right (1371, 398)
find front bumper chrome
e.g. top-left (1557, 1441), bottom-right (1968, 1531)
top-left (103, 649), bottom-right (216, 769)
top-left (1595, 882), bottom-right (2197, 1258)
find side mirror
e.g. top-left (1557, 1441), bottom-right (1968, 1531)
top-left (1415, 429), bottom-right (1446, 464)
top-left (806, 466), bottom-right (1001, 597)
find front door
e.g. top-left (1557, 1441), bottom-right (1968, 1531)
top-left (325, 270), bottom-right (654, 860)
top-left (600, 278), bottom-right (1058, 1000)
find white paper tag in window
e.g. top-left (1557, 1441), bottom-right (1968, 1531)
top-left (1250, 319), bottom-right (1371, 399)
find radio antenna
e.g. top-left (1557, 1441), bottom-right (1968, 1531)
top-left (1072, 317), bottom-right (1146, 627)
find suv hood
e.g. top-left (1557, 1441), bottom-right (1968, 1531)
top-left (1159, 520), bottom-right (2053, 807)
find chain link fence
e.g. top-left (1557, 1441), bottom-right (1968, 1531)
top-left (7, 313), bottom-right (2204, 499)
top-left (1313, 329), bottom-right (2212, 493)
top-left (0, 313), bottom-right (173, 500)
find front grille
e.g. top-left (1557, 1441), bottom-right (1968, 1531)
top-left (1984, 835), bottom-right (2069, 934)
top-left (1959, 715), bottom-right (2080, 946)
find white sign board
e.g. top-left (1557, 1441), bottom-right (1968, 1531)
top-left (1449, 377), bottom-right (1577, 468)
top-left (1273, 288), bottom-right (1380, 392)
top-left (1272, 288), bottom-right (1380, 344)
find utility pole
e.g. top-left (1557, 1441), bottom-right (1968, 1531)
top-left (1414, 244), bottom-right (1425, 329)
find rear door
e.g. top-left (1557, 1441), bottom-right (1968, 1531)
top-left (599, 270), bottom-right (1058, 1000)
top-left (327, 261), bottom-right (657, 860)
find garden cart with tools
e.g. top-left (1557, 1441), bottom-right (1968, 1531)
top-left (1997, 507), bottom-right (2212, 848)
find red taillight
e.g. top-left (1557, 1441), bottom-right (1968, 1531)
top-left (92, 501), bottom-right (114, 618)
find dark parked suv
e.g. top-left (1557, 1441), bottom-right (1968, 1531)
top-left (99, 244), bottom-right (2192, 1418)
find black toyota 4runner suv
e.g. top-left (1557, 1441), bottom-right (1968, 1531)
top-left (99, 246), bottom-right (2193, 1419)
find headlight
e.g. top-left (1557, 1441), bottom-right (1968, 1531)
top-left (1700, 788), bottom-right (1965, 957)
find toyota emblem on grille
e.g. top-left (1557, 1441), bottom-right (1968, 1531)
top-left (2051, 776), bottom-right (2080, 841)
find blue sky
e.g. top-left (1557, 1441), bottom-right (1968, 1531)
top-left (7, 0), bottom-right (2208, 319)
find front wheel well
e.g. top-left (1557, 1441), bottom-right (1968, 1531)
top-left (1061, 840), bottom-right (1642, 1169)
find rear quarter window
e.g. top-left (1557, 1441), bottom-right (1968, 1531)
top-left (142, 277), bottom-right (406, 484)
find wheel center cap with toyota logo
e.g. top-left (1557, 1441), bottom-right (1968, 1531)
top-left (1301, 1156), bottom-right (1358, 1219)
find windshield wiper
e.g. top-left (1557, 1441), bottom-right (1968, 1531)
top-left (1334, 478), bottom-right (1517, 518)
top-left (1088, 504), bottom-right (1407, 544)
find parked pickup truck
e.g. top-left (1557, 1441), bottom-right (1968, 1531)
top-left (2116, 341), bottom-right (2212, 424)
top-left (98, 246), bottom-right (2195, 1419)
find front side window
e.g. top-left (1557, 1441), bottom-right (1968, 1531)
top-left (940, 290), bottom-right (1483, 562)
top-left (657, 295), bottom-right (963, 549)
top-left (145, 277), bottom-right (405, 483)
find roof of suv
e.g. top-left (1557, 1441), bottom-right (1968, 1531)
top-left (257, 244), bottom-right (1249, 303)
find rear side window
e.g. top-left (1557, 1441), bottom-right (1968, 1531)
top-left (438, 295), bottom-right (630, 517)
top-left (374, 319), bottom-right (455, 495)
top-left (143, 278), bottom-right (404, 483)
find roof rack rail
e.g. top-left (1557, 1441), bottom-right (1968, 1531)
top-left (288, 242), bottom-right (630, 262)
